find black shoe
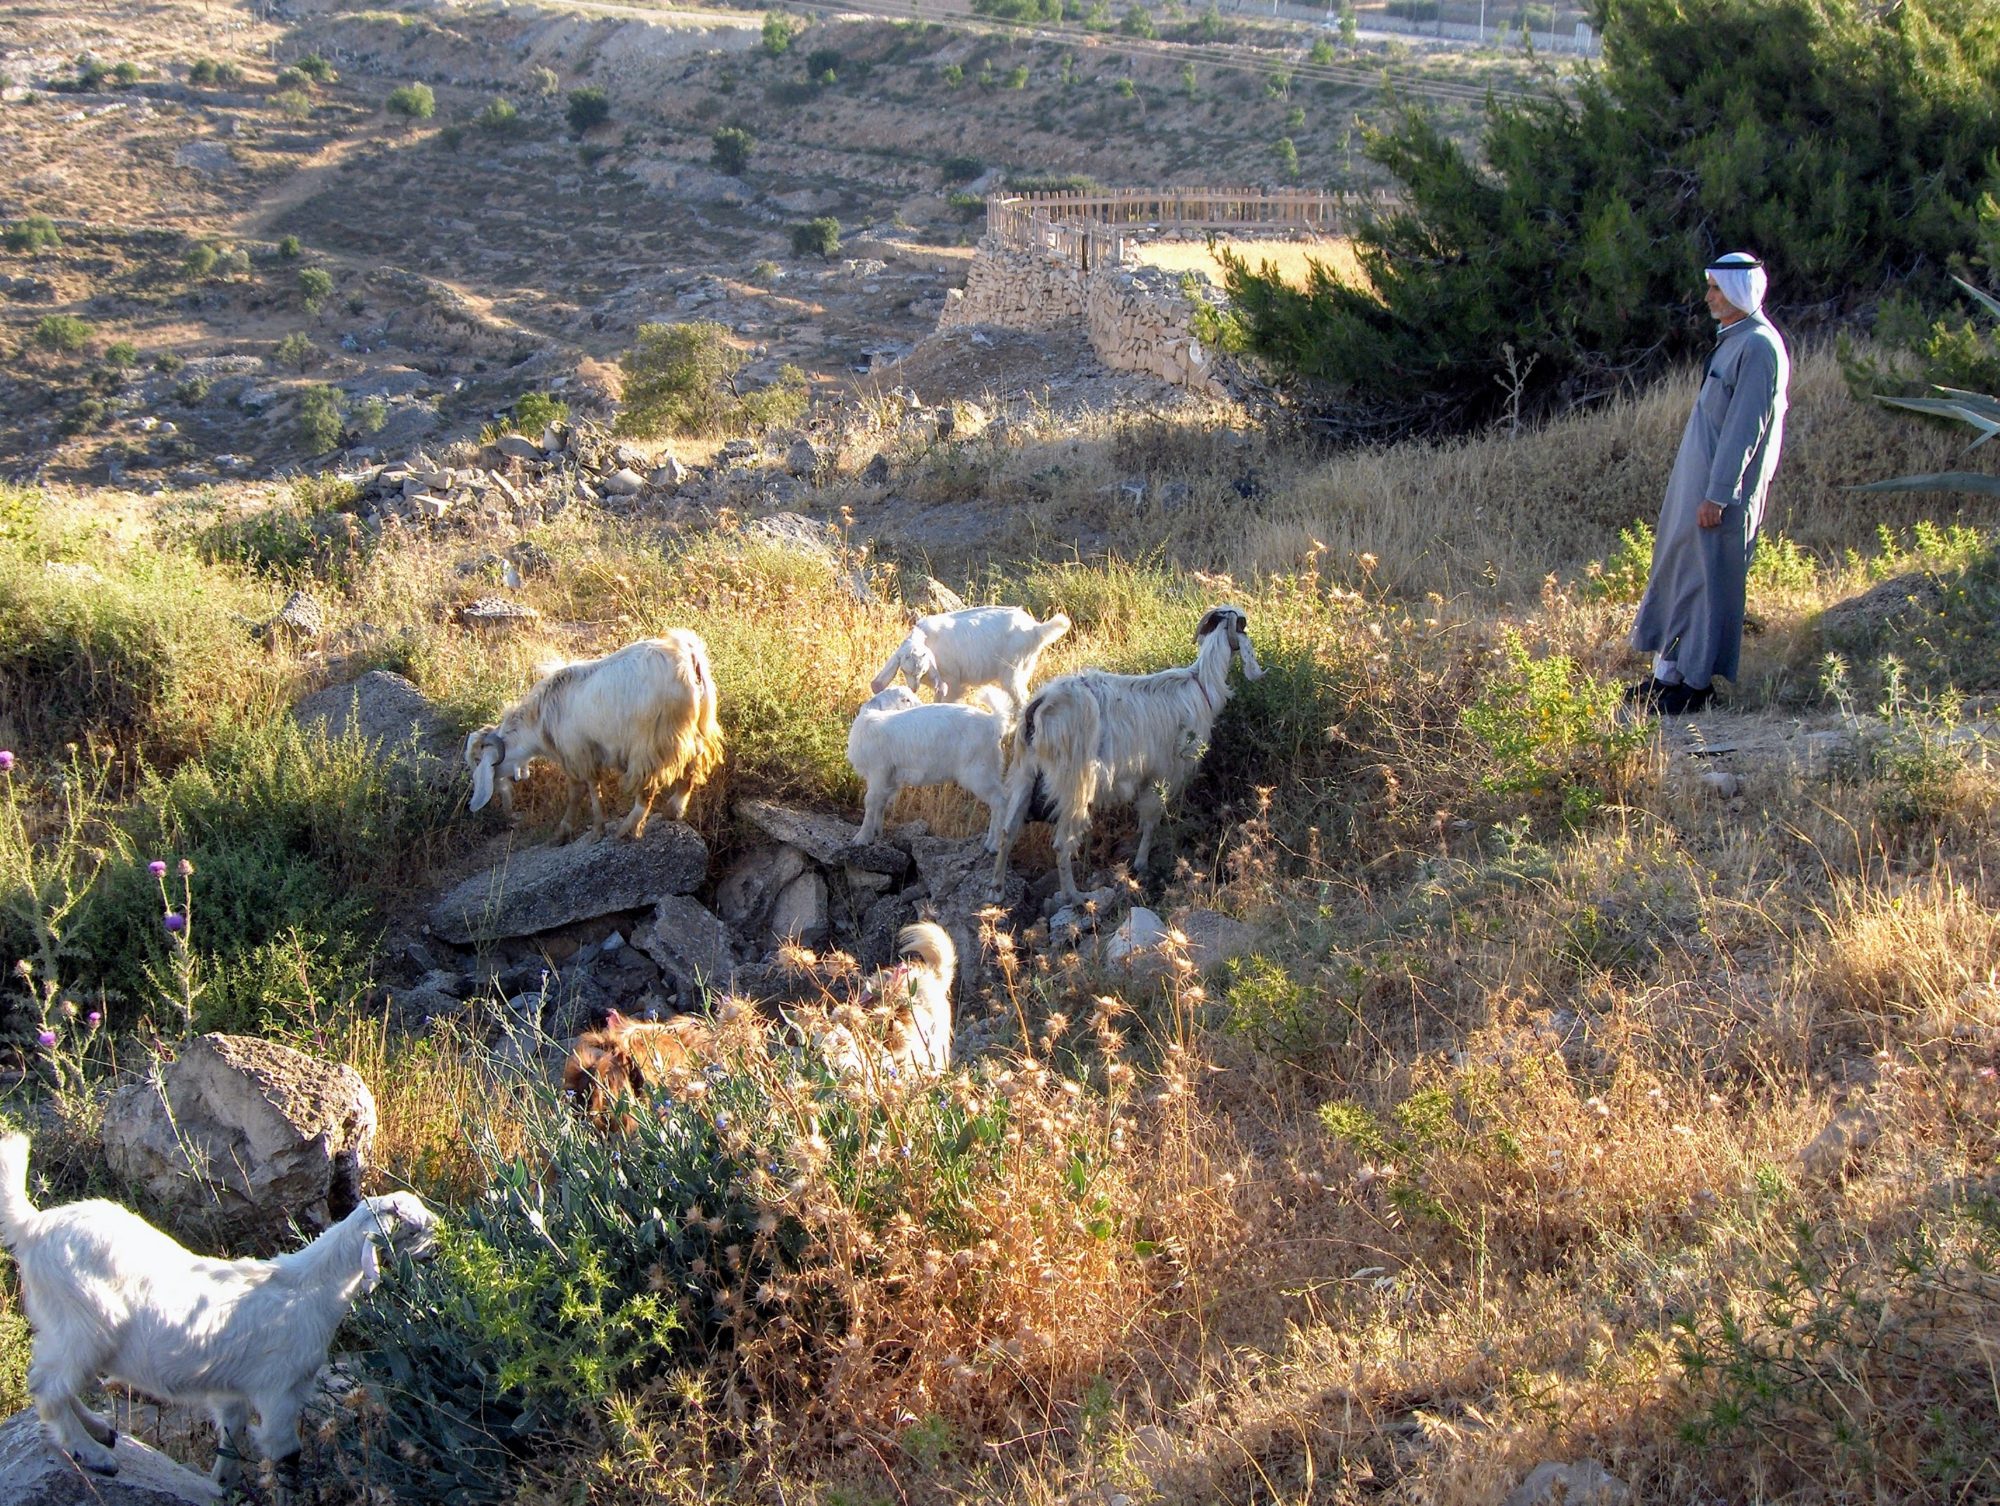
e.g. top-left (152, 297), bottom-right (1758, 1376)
top-left (1655, 681), bottom-right (1715, 716)
top-left (1623, 677), bottom-right (1667, 712)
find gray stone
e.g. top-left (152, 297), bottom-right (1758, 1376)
top-left (860, 452), bottom-right (892, 487)
top-left (101, 1034), bottom-right (376, 1245)
top-left (293, 671), bottom-right (456, 773)
top-left (251, 589), bottom-right (325, 645)
top-left (744, 511), bottom-right (841, 562)
top-left (427, 821), bottom-right (710, 944)
top-left (1817, 571), bottom-right (1947, 648)
top-left (917, 575), bottom-right (964, 614)
top-left (650, 455), bottom-right (689, 488)
top-left (1797, 1103), bottom-right (1881, 1182)
top-left (495, 432), bottom-right (543, 461)
top-left (714, 843), bottom-right (808, 932)
top-left (739, 799), bottom-right (863, 865)
top-left (456, 597), bottom-right (541, 632)
top-left (905, 830), bottom-right (1030, 985)
top-left (1103, 906), bottom-right (1169, 970)
top-left (0, 1409), bottom-right (220, 1504)
top-left (767, 869), bottom-right (829, 945)
top-left (633, 895), bottom-right (738, 1005)
top-left (1171, 907), bottom-right (1258, 973)
top-left (1502, 1461), bottom-right (1630, 1506)
top-left (784, 438), bottom-right (823, 477)
top-left (1700, 770), bottom-right (1742, 798)
top-left (600, 466), bottom-right (645, 497)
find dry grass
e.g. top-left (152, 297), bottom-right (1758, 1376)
top-left (1129, 236), bottom-right (1369, 293)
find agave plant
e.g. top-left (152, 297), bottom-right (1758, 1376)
top-left (1854, 276), bottom-right (2000, 497)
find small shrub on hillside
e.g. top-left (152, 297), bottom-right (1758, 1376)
top-left (746, 259), bottom-right (781, 285)
top-left (31, 314), bottom-right (91, 354)
top-left (565, 85), bottom-right (609, 134)
top-left (277, 234), bottom-right (302, 259)
top-left (1274, 136), bottom-right (1300, 182)
top-left (1119, 4), bottom-right (1156, 36)
top-left (1461, 629), bottom-right (1645, 815)
top-left (274, 87), bottom-right (313, 121)
top-left (297, 265), bottom-right (334, 313)
top-left (57, 397), bottom-right (108, 436)
top-left (1113, 77), bottom-right (1136, 99)
top-left (296, 384), bottom-right (345, 454)
top-left (791, 216), bottom-right (840, 259)
top-left (352, 394), bottom-right (388, 435)
top-left (476, 95), bottom-right (519, 131)
top-left (294, 53), bottom-right (337, 83)
top-left (1308, 36), bottom-right (1334, 64)
top-left (274, 66), bottom-right (308, 91)
top-left (273, 332), bottom-right (319, 372)
top-left (102, 341), bottom-right (137, 369)
top-left (4, 217), bottom-right (61, 253)
top-left (1006, 64), bottom-right (1029, 88)
top-left (762, 10), bottom-right (795, 55)
top-left (710, 124), bottom-right (754, 175)
top-left (215, 246), bottom-right (250, 279)
top-left (803, 46), bottom-right (842, 82)
top-left (940, 62), bottom-right (963, 87)
top-left (616, 321), bottom-right (743, 439)
top-left (529, 65), bottom-right (559, 96)
top-left (182, 243), bottom-right (219, 280)
top-left (385, 82), bottom-right (435, 120)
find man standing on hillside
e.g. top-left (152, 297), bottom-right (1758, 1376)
top-left (1626, 252), bottom-right (1790, 716)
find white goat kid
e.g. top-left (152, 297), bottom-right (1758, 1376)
top-left (464, 631), bottom-right (725, 843)
top-left (871, 606), bottom-right (1071, 708)
top-left (847, 685), bottom-right (1015, 849)
top-left (0, 1132), bottom-right (436, 1494)
top-left (991, 604), bottom-right (1264, 904)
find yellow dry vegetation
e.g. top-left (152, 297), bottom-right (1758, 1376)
top-left (1130, 235), bottom-right (1371, 291)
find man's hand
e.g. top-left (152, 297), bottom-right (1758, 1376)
top-left (1697, 499), bottom-right (1726, 529)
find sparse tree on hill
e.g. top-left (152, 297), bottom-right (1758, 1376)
top-left (711, 126), bottom-right (755, 177)
top-left (566, 85), bottom-right (610, 134)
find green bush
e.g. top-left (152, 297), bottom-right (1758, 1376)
top-left (31, 315), bottom-right (91, 354)
top-left (615, 321), bottom-right (745, 439)
top-left (297, 265), bottom-right (334, 313)
top-left (186, 57), bottom-right (242, 87)
top-left (183, 243), bottom-right (219, 280)
top-left (476, 95), bottom-right (519, 131)
top-left (791, 215), bottom-right (841, 259)
top-left (385, 82), bottom-right (435, 119)
top-left (803, 46), bottom-right (842, 82)
top-left (1119, 4), bottom-right (1156, 36)
top-left (353, 394), bottom-right (388, 435)
top-left (273, 88), bottom-right (312, 121)
top-left (273, 331), bottom-right (320, 372)
top-left (1006, 64), bottom-right (1029, 88)
top-left (940, 62), bottom-right (963, 87)
top-left (1114, 77), bottom-right (1136, 99)
top-left (565, 85), bottom-right (609, 134)
top-left (762, 10), bottom-right (795, 55)
top-left (294, 53), bottom-right (337, 84)
top-left (530, 65), bottom-right (560, 97)
top-left (1274, 135), bottom-right (1300, 182)
top-left (102, 341), bottom-right (137, 369)
top-left (277, 234), bottom-right (302, 259)
top-left (1461, 629), bottom-right (1646, 816)
top-left (1224, 0), bottom-right (2000, 435)
top-left (941, 154), bottom-right (983, 182)
top-left (4, 217), bottom-right (61, 253)
top-left (972, 0), bottom-right (1066, 18)
top-left (711, 124), bottom-right (754, 176)
top-left (507, 389), bottom-right (569, 435)
top-left (296, 384), bottom-right (345, 454)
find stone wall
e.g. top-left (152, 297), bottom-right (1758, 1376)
top-left (937, 234), bottom-right (1231, 399)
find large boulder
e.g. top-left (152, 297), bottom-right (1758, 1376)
top-left (102, 1034), bottom-right (376, 1246)
top-left (427, 822), bottom-right (710, 944)
top-left (0, 1410), bottom-right (220, 1505)
top-left (634, 895), bottom-right (738, 1004)
top-left (293, 670), bottom-right (458, 783)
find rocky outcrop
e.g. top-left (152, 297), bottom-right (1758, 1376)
top-left (292, 670), bottom-right (458, 784)
top-left (0, 1410), bottom-right (220, 1505)
top-left (427, 821), bottom-right (709, 944)
top-left (101, 1034), bottom-right (376, 1245)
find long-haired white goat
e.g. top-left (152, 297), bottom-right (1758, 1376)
top-left (847, 684), bottom-right (1016, 850)
top-left (463, 631), bottom-right (724, 842)
top-left (0, 1131), bottom-right (435, 1494)
top-left (870, 605), bottom-right (1070, 708)
top-left (991, 605), bottom-right (1264, 904)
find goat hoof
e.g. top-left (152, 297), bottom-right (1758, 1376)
top-left (72, 1451), bottom-right (119, 1477)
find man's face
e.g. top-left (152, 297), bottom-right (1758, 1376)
top-left (1705, 276), bottom-right (1745, 325)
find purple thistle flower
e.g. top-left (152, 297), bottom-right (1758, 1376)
top-left (86, 1011), bottom-right (102, 1028)
top-left (163, 912), bottom-right (187, 934)
top-left (36, 1029), bottom-right (56, 1048)
top-left (149, 860), bottom-right (168, 878)
top-left (0, 750), bottom-right (13, 772)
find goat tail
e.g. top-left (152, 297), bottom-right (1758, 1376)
top-left (1037, 612), bottom-right (1072, 649)
top-left (898, 921), bottom-right (956, 983)
top-left (0, 1132), bottom-right (39, 1250)
top-left (1022, 681), bottom-right (1104, 824)
top-left (637, 631), bottom-right (726, 802)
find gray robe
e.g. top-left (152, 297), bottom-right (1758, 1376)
top-left (1630, 312), bottom-right (1790, 688)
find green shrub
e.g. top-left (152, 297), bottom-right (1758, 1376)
top-left (277, 233), bottom-right (303, 259)
top-left (711, 124), bottom-right (754, 175)
top-left (530, 65), bottom-right (559, 96)
top-left (4, 216), bottom-right (61, 253)
top-left (1308, 36), bottom-right (1334, 64)
top-left (386, 82), bottom-right (435, 120)
top-left (971, 0), bottom-right (1066, 17)
top-left (1461, 629), bottom-right (1646, 815)
top-left (296, 384), bottom-right (345, 454)
top-left (565, 85), bottom-right (609, 134)
top-left (476, 95), bottom-right (518, 131)
top-left (1274, 135), bottom-right (1300, 182)
top-left (1224, 0), bottom-right (2000, 435)
top-left (275, 66), bottom-right (308, 91)
top-left (940, 62), bottom-right (963, 87)
top-left (941, 154), bottom-right (983, 182)
top-left (102, 341), bottom-right (137, 369)
top-left (1006, 64), bottom-right (1029, 88)
top-left (791, 216), bottom-right (840, 259)
top-left (273, 331), bottom-right (320, 372)
top-left (353, 394), bottom-right (388, 435)
top-left (615, 321), bottom-right (746, 439)
top-left (803, 46), bottom-right (841, 82)
top-left (1114, 77), bottom-right (1136, 99)
top-left (747, 258), bottom-right (781, 285)
top-left (294, 52), bottom-right (337, 83)
top-left (183, 243), bottom-right (219, 279)
top-left (762, 10), bottom-right (795, 55)
top-left (507, 389), bottom-right (569, 435)
top-left (31, 315), bottom-right (91, 354)
top-left (297, 265), bottom-right (334, 313)
top-left (273, 87), bottom-right (312, 121)
top-left (1119, 4), bottom-right (1156, 36)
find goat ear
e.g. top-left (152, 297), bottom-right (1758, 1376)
top-left (468, 745), bottom-right (499, 813)
top-left (1195, 608), bottom-right (1227, 642)
top-left (357, 1234), bottom-right (383, 1295)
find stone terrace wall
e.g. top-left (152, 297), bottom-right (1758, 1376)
top-left (937, 236), bottom-right (1229, 398)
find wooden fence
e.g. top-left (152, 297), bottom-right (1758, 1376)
top-left (985, 187), bottom-right (1390, 272)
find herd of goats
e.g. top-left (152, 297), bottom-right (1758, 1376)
top-left (0, 600), bottom-right (1266, 1496)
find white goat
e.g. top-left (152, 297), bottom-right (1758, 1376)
top-left (464, 631), bottom-right (725, 843)
top-left (992, 604), bottom-right (1264, 904)
top-left (0, 1131), bottom-right (436, 1494)
top-left (847, 685), bottom-right (1015, 850)
top-left (870, 606), bottom-right (1071, 708)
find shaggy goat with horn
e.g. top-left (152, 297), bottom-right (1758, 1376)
top-left (991, 605), bottom-right (1264, 904)
top-left (464, 631), bottom-right (724, 842)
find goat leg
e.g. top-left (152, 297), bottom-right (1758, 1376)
top-left (210, 1399), bottom-right (252, 1491)
top-left (29, 1350), bottom-right (118, 1475)
top-left (64, 1394), bottom-right (116, 1449)
top-left (1130, 787), bottom-right (1166, 874)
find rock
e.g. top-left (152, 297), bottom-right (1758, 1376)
top-left (739, 799), bottom-right (862, 865)
top-left (905, 830), bottom-right (1031, 985)
top-left (1700, 770), bottom-right (1741, 798)
top-left (633, 894), bottom-right (738, 1005)
top-left (293, 671), bottom-right (456, 775)
top-left (427, 821), bottom-right (710, 944)
top-left (720, 438), bottom-right (759, 462)
top-left (1817, 570), bottom-right (1947, 648)
top-left (917, 575), bottom-right (964, 614)
top-left (767, 870), bottom-right (830, 945)
top-left (0, 1408), bottom-right (221, 1504)
top-left (860, 452), bottom-right (892, 487)
top-left (456, 597), bottom-right (542, 632)
top-left (1503, 1461), bottom-right (1630, 1506)
top-left (1797, 1103), bottom-right (1881, 1182)
top-left (495, 432), bottom-right (543, 461)
top-left (1103, 906), bottom-right (1169, 970)
top-left (785, 438), bottom-right (823, 477)
top-left (251, 589), bottom-right (325, 645)
top-left (101, 1034), bottom-right (376, 1245)
top-left (744, 511), bottom-right (842, 562)
top-left (1171, 907), bottom-right (1258, 972)
top-left (600, 467), bottom-right (646, 497)
top-left (714, 843), bottom-right (808, 932)
top-left (650, 455), bottom-right (689, 488)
